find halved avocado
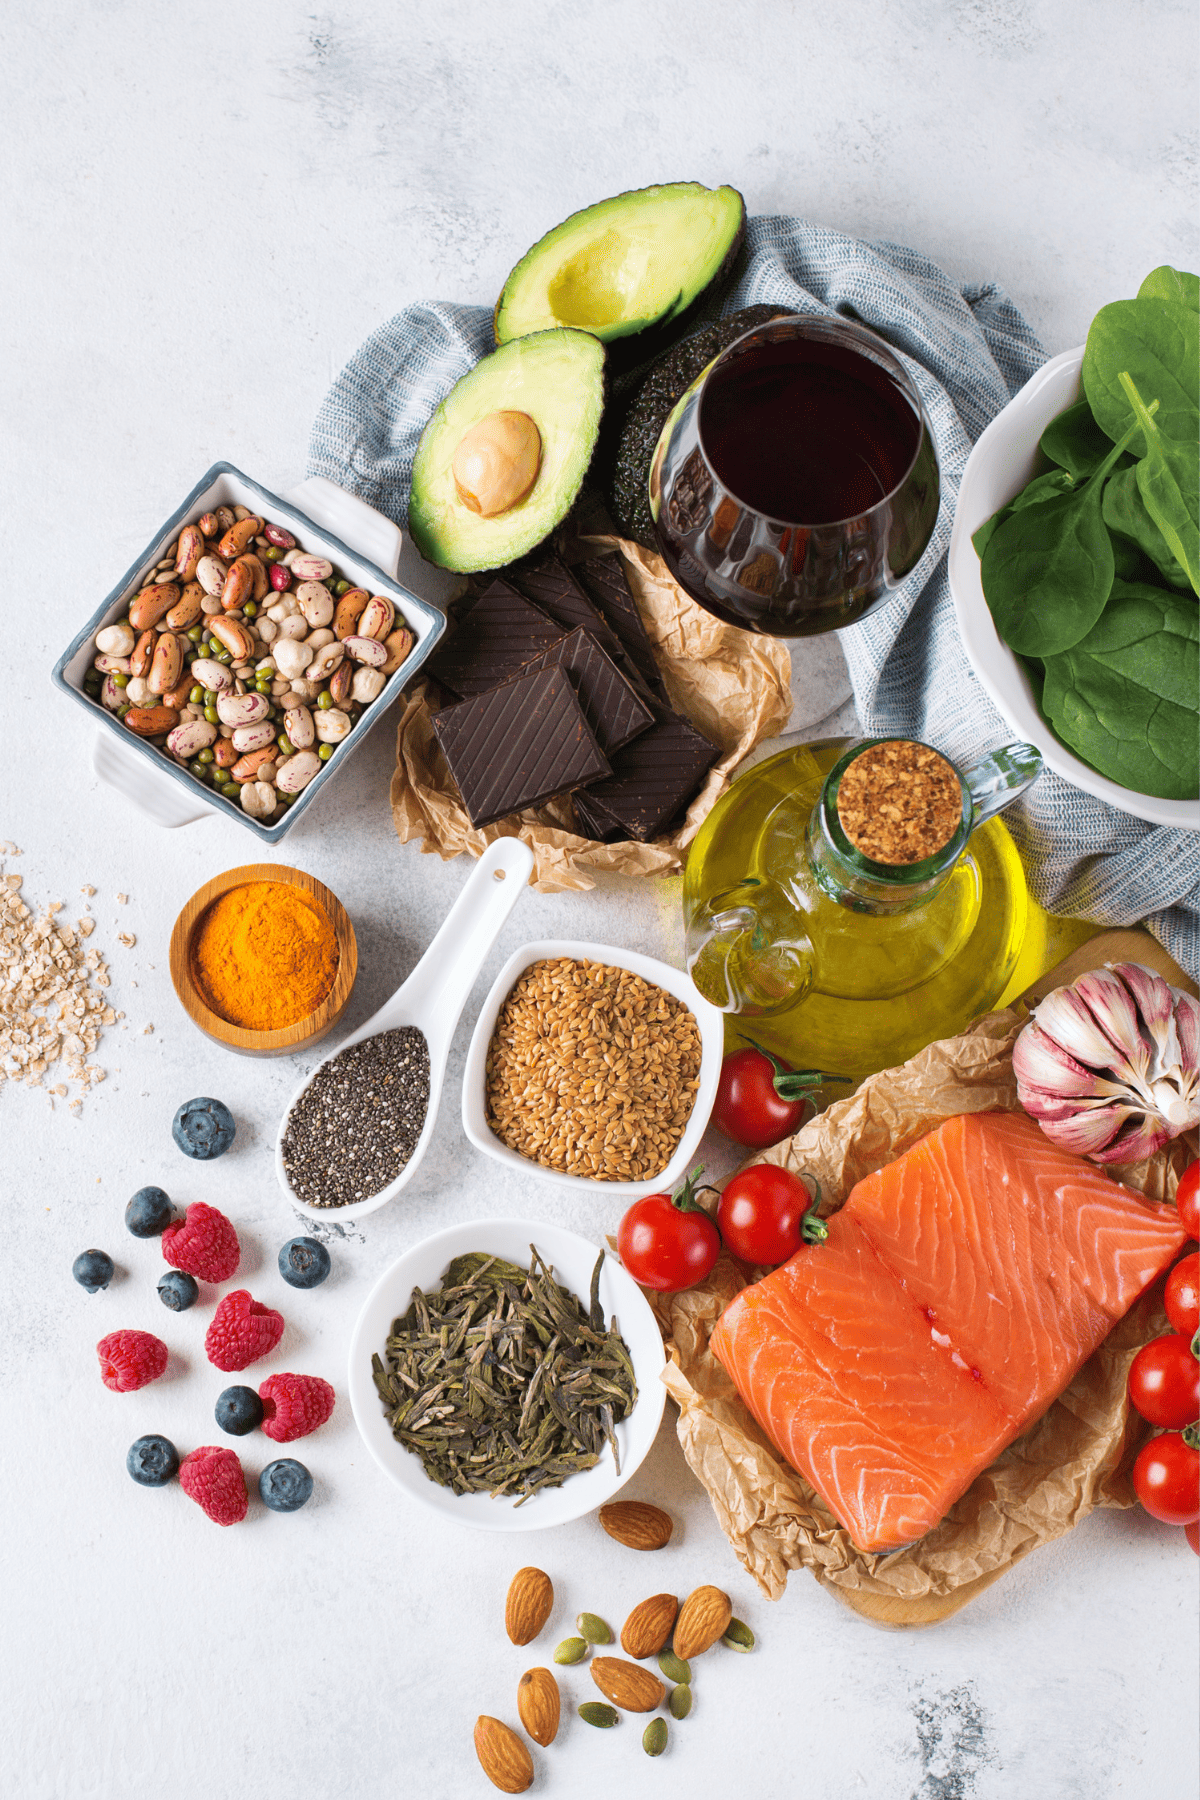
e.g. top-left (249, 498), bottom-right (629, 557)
top-left (408, 329), bottom-right (605, 572)
top-left (494, 183), bottom-right (746, 350)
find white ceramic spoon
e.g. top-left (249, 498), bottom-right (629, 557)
top-left (275, 835), bottom-right (536, 1220)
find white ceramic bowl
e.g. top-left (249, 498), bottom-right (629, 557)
top-left (461, 938), bottom-right (725, 1199)
top-left (346, 1219), bottom-right (666, 1530)
top-left (947, 347), bottom-right (1198, 830)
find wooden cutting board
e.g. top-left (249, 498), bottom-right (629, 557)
top-left (831, 925), bottom-right (1194, 1630)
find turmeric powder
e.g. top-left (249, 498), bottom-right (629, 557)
top-left (190, 881), bottom-right (338, 1031)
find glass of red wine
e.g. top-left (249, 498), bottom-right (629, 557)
top-left (648, 313), bottom-right (940, 636)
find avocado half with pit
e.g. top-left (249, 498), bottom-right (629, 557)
top-left (493, 183), bottom-right (746, 351)
top-left (407, 328), bottom-right (605, 572)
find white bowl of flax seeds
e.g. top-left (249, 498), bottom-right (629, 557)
top-left (462, 939), bottom-right (725, 1197)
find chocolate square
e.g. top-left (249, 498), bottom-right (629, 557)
top-left (512, 628), bottom-right (655, 759)
top-left (427, 578), bottom-right (565, 698)
top-left (572, 709), bottom-right (720, 842)
top-left (573, 554), bottom-right (666, 698)
top-left (432, 665), bottom-right (611, 828)
top-left (507, 554), bottom-right (631, 672)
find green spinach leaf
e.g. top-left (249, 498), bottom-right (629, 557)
top-left (1039, 398), bottom-right (1119, 477)
top-left (980, 419), bottom-right (1138, 657)
top-left (1082, 296), bottom-right (1199, 451)
top-left (1119, 371), bottom-right (1200, 594)
top-left (1041, 582), bottom-right (1199, 799)
top-left (1103, 462), bottom-right (1191, 590)
top-left (971, 468), bottom-right (1075, 562)
top-left (1138, 265), bottom-right (1200, 313)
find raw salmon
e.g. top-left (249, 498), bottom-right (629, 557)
top-left (710, 1111), bottom-right (1186, 1552)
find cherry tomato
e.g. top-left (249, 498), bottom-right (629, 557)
top-left (712, 1048), bottom-right (819, 1150)
top-left (618, 1172), bottom-right (720, 1293)
top-left (1186, 1520), bottom-right (1199, 1555)
top-left (1165, 1252), bottom-right (1200, 1340)
top-left (717, 1163), bottom-right (826, 1266)
top-left (1176, 1161), bottom-right (1199, 1241)
top-left (1132, 1428), bottom-right (1200, 1526)
top-left (1127, 1334), bottom-right (1200, 1430)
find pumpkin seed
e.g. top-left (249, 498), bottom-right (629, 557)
top-left (577, 1611), bottom-right (613, 1645)
top-left (643, 1719), bottom-right (668, 1757)
top-left (554, 1636), bottom-right (588, 1665)
top-left (669, 1684), bottom-right (692, 1720)
top-left (578, 1702), bottom-right (618, 1729)
top-left (657, 1649), bottom-right (691, 1685)
top-left (721, 1617), bottom-right (755, 1652)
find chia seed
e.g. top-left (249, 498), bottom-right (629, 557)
top-left (281, 1026), bottom-right (431, 1208)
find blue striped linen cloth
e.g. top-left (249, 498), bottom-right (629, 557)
top-left (308, 216), bottom-right (1199, 979)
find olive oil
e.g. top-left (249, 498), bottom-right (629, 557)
top-left (682, 739), bottom-right (1034, 1080)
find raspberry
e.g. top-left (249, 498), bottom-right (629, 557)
top-left (97, 1329), bottom-right (168, 1392)
top-left (179, 1446), bottom-right (248, 1525)
top-left (259, 1372), bottom-right (336, 1442)
top-left (162, 1202), bottom-right (241, 1283)
top-left (205, 1289), bottom-right (284, 1372)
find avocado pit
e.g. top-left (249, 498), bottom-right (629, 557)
top-left (452, 410), bottom-right (542, 517)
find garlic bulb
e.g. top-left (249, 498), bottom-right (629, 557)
top-left (1013, 961), bottom-right (1198, 1163)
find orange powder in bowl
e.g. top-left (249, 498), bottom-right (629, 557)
top-left (190, 881), bottom-right (339, 1031)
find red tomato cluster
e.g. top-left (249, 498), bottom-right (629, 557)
top-left (1129, 1162), bottom-right (1199, 1545)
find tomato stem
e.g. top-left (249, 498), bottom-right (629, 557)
top-left (1184, 1422), bottom-right (1200, 1451)
top-left (798, 1175), bottom-right (828, 1244)
top-left (672, 1164), bottom-right (711, 1216)
top-left (743, 1038), bottom-right (852, 1102)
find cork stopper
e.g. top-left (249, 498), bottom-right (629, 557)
top-left (836, 741), bottom-right (962, 865)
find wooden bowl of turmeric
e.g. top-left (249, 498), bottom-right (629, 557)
top-left (169, 864), bottom-right (358, 1057)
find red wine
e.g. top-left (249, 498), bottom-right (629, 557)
top-left (699, 334), bottom-right (922, 524)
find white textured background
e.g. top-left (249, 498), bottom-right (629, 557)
top-left (2, 3), bottom-right (1197, 1798)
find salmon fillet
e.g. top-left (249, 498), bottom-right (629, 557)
top-left (710, 1111), bottom-right (1186, 1552)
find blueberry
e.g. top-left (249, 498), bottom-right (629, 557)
top-left (172, 1097), bottom-right (236, 1160)
top-left (259, 1458), bottom-right (313, 1512)
top-left (127, 1434), bottom-right (179, 1487)
top-left (157, 1269), bottom-right (199, 1312)
top-left (278, 1237), bottom-right (332, 1289)
top-left (125, 1185), bottom-right (175, 1237)
top-left (73, 1248), bottom-right (114, 1293)
top-left (215, 1385), bottom-right (263, 1436)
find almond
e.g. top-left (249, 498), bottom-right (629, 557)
top-left (473, 1716), bottom-right (533, 1794)
top-left (620, 1594), bottom-right (679, 1660)
top-left (672, 1584), bottom-right (732, 1661)
top-left (590, 1655), bottom-right (666, 1714)
top-left (597, 1499), bottom-right (673, 1551)
top-left (504, 1566), bottom-right (554, 1646)
top-left (517, 1666), bottom-right (560, 1747)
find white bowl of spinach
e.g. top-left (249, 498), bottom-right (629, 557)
top-left (948, 265), bottom-right (1198, 826)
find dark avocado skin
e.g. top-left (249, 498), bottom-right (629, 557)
top-left (606, 304), bottom-right (794, 548)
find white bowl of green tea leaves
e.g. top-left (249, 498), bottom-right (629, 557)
top-left (347, 1219), bottom-right (666, 1529)
top-left (948, 264), bottom-right (1198, 827)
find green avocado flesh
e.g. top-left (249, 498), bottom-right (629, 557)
top-left (408, 329), bottom-right (606, 572)
top-left (494, 183), bottom-right (746, 347)
top-left (607, 305), bottom-right (793, 547)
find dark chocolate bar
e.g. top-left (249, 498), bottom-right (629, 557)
top-left (427, 578), bottom-right (565, 698)
top-left (512, 627), bottom-right (655, 758)
top-left (507, 554), bottom-right (631, 671)
top-left (573, 554), bottom-right (666, 698)
top-left (432, 664), bottom-right (610, 828)
top-left (573, 709), bottom-right (720, 843)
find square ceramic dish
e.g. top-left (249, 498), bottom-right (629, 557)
top-left (462, 938), bottom-right (725, 1198)
top-left (51, 463), bottom-right (448, 843)
top-left (947, 347), bottom-right (1198, 831)
top-left (346, 1219), bottom-right (667, 1530)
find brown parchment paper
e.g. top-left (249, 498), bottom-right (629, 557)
top-left (388, 536), bottom-right (792, 892)
top-left (648, 1005), bottom-right (1191, 1610)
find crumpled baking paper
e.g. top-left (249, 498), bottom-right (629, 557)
top-left (648, 1005), bottom-right (1192, 1622)
top-left (388, 536), bottom-right (792, 893)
